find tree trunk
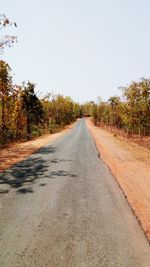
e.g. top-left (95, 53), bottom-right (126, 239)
top-left (27, 115), bottom-right (31, 140)
top-left (1, 94), bottom-right (6, 144)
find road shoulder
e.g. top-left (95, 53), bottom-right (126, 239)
top-left (86, 118), bottom-right (150, 242)
top-left (0, 122), bottom-right (76, 173)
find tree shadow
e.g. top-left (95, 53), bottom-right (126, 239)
top-left (17, 188), bottom-right (33, 194)
top-left (0, 156), bottom-right (49, 191)
top-left (0, 189), bottom-right (9, 194)
top-left (0, 146), bottom-right (56, 171)
top-left (48, 170), bottom-right (77, 179)
top-left (0, 145), bottom-right (77, 194)
top-left (35, 146), bottom-right (57, 155)
top-left (50, 158), bottom-right (73, 164)
top-left (39, 183), bottom-right (47, 186)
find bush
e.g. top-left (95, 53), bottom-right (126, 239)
top-left (31, 125), bottom-right (42, 138)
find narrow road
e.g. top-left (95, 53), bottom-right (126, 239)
top-left (0, 119), bottom-right (150, 267)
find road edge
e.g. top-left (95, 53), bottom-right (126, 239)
top-left (86, 118), bottom-right (150, 244)
top-left (0, 121), bottom-right (77, 173)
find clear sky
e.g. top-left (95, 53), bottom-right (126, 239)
top-left (1, 0), bottom-right (150, 103)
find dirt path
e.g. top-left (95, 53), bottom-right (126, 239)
top-left (0, 123), bottom-right (76, 174)
top-left (86, 118), bottom-right (150, 241)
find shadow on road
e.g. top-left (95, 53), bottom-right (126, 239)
top-left (0, 145), bottom-right (77, 194)
top-left (35, 146), bottom-right (56, 155)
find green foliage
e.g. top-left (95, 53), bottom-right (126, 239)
top-left (21, 81), bottom-right (44, 139)
top-left (92, 103), bottom-right (98, 125)
top-left (0, 61), bottom-right (82, 145)
top-left (122, 79), bottom-right (150, 134)
top-left (88, 79), bottom-right (150, 137)
top-left (108, 96), bottom-right (122, 128)
top-left (42, 94), bottom-right (81, 129)
top-left (1, 53), bottom-right (149, 146)
top-left (0, 60), bottom-right (13, 143)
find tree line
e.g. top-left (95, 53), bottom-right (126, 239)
top-left (0, 60), bottom-right (82, 145)
top-left (84, 79), bottom-right (150, 139)
top-left (0, 15), bottom-right (83, 146)
top-left (1, 57), bottom-right (149, 146)
top-left (1, 15), bottom-right (149, 145)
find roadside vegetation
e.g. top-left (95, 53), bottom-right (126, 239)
top-left (0, 15), bottom-right (150, 148)
top-left (84, 80), bottom-right (150, 148)
top-left (0, 62), bottom-right (82, 145)
top-left (0, 15), bottom-right (82, 146)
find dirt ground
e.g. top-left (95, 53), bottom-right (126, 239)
top-left (86, 118), bottom-right (150, 242)
top-left (0, 122), bottom-right (76, 173)
top-left (97, 123), bottom-right (150, 150)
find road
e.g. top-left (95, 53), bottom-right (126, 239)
top-left (0, 119), bottom-right (150, 267)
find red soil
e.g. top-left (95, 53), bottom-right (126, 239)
top-left (0, 123), bottom-right (75, 173)
top-left (86, 118), bottom-right (150, 241)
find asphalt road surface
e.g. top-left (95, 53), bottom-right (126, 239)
top-left (0, 119), bottom-right (150, 267)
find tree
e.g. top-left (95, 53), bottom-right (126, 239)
top-left (97, 101), bottom-right (108, 125)
top-left (108, 96), bottom-right (122, 128)
top-left (21, 82), bottom-right (44, 139)
top-left (0, 14), bottom-right (17, 54)
top-left (91, 103), bottom-right (98, 125)
top-left (73, 102), bottom-right (82, 118)
top-left (11, 85), bottom-right (26, 139)
top-left (122, 79), bottom-right (150, 137)
top-left (0, 60), bottom-right (13, 143)
top-left (138, 78), bottom-right (150, 135)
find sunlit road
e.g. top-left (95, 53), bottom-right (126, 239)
top-left (0, 119), bottom-right (150, 267)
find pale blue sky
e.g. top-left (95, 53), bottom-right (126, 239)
top-left (1, 0), bottom-right (150, 103)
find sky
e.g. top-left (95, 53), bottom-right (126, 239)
top-left (1, 0), bottom-right (150, 103)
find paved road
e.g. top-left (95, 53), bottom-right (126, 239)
top-left (0, 119), bottom-right (150, 267)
